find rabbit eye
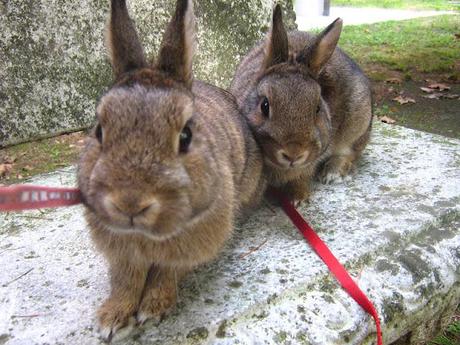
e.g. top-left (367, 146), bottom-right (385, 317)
top-left (179, 125), bottom-right (192, 154)
top-left (95, 124), bottom-right (103, 144)
top-left (261, 97), bottom-right (270, 118)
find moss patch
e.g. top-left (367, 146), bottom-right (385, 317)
top-left (186, 326), bottom-right (209, 341)
top-left (216, 319), bottom-right (228, 338)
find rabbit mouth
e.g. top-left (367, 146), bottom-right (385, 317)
top-left (102, 204), bottom-right (212, 241)
top-left (103, 223), bottom-right (183, 242)
top-left (265, 156), bottom-right (310, 171)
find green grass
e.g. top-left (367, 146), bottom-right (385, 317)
top-left (430, 319), bottom-right (460, 345)
top-left (333, 0), bottom-right (459, 11)
top-left (338, 15), bottom-right (460, 78)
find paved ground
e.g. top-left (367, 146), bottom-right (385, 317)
top-left (294, 4), bottom-right (453, 30)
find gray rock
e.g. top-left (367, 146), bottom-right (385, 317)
top-left (0, 122), bottom-right (459, 344)
top-left (0, 0), bottom-right (296, 147)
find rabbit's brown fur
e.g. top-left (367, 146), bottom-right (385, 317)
top-left (78, 0), bottom-right (264, 340)
top-left (231, 5), bottom-right (372, 202)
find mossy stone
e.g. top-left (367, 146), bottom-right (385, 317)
top-left (1, 0), bottom-right (296, 147)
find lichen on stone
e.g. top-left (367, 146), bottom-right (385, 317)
top-left (1, 0), bottom-right (296, 146)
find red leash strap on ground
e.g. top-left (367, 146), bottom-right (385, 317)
top-left (272, 189), bottom-right (383, 345)
top-left (0, 185), bottom-right (82, 211)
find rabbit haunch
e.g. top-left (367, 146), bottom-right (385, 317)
top-left (77, 0), bottom-right (265, 340)
top-left (231, 5), bottom-right (372, 203)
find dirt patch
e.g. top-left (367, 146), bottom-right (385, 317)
top-left (372, 73), bottom-right (460, 139)
top-left (0, 132), bottom-right (86, 184)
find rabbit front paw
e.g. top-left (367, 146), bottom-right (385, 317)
top-left (290, 189), bottom-right (310, 207)
top-left (97, 297), bottom-right (137, 342)
top-left (319, 155), bottom-right (354, 184)
top-left (136, 284), bottom-right (177, 325)
top-left (283, 180), bottom-right (311, 206)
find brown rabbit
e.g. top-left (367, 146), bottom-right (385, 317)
top-left (230, 5), bottom-right (372, 203)
top-left (77, 0), bottom-right (265, 340)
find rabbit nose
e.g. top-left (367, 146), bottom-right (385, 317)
top-left (105, 195), bottom-right (160, 221)
top-left (278, 149), bottom-right (310, 166)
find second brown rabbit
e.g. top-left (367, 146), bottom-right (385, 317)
top-left (230, 5), bottom-right (372, 203)
top-left (78, 0), bottom-right (265, 340)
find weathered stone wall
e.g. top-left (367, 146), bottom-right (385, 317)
top-left (0, 0), bottom-right (296, 147)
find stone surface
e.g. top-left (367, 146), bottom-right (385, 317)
top-left (0, 122), bottom-right (459, 345)
top-left (0, 0), bottom-right (296, 147)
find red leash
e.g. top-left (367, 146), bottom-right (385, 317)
top-left (0, 184), bottom-right (382, 344)
top-left (270, 189), bottom-right (383, 345)
top-left (0, 185), bottom-right (81, 211)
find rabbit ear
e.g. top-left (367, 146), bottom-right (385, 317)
top-left (107, 0), bottom-right (147, 78)
top-left (297, 18), bottom-right (343, 77)
top-left (263, 4), bottom-right (289, 69)
top-left (157, 0), bottom-right (195, 88)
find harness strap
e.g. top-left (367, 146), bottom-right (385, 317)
top-left (0, 185), bottom-right (81, 211)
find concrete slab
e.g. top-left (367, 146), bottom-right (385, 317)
top-left (1, 122), bottom-right (459, 345)
top-left (294, 5), bottom-right (454, 30)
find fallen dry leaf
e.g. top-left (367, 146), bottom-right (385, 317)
top-left (1, 155), bottom-right (17, 164)
top-left (385, 77), bottom-right (402, 84)
top-left (379, 116), bottom-right (396, 124)
top-left (423, 92), bottom-right (459, 100)
top-left (422, 93), bottom-right (443, 100)
top-left (427, 83), bottom-right (450, 91)
top-left (0, 163), bottom-right (13, 177)
top-left (441, 93), bottom-right (460, 99)
top-left (392, 95), bottom-right (416, 105)
top-left (420, 87), bottom-right (435, 93)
